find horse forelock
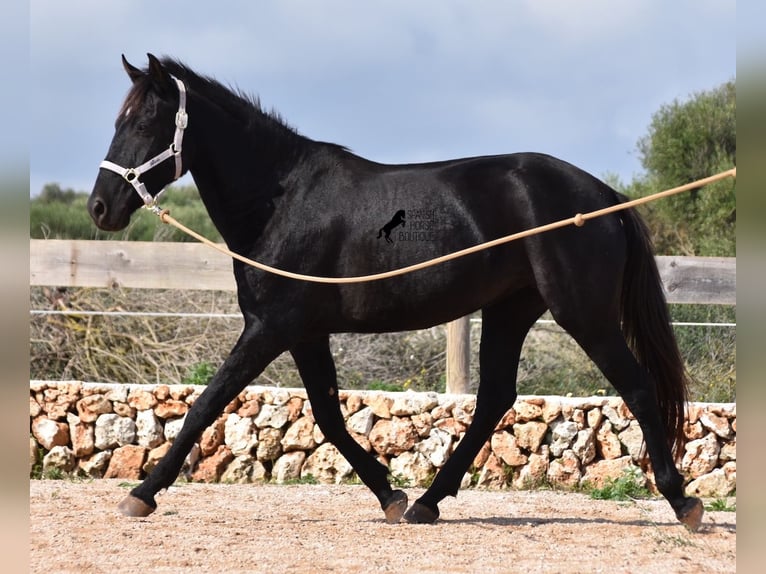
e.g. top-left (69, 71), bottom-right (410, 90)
top-left (116, 79), bottom-right (151, 124)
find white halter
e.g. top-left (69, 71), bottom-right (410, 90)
top-left (99, 75), bottom-right (188, 206)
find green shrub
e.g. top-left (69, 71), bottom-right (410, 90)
top-left (705, 498), bottom-right (736, 512)
top-left (30, 183), bottom-right (223, 242)
top-left (183, 362), bottom-right (217, 385)
top-left (585, 468), bottom-right (653, 501)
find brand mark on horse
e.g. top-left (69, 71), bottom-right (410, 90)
top-left (376, 209), bottom-right (406, 243)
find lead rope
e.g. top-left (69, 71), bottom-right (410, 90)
top-left (147, 168), bottom-right (736, 284)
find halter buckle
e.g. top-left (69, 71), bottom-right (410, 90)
top-left (175, 110), bottom-right (188, 129)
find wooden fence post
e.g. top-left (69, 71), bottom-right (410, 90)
top-left (446, 316), bottom-right (470, 394)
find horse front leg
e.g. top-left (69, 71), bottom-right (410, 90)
top-left (290, 336), bottom-right (408, 524)
top-left (405, 290), bottom-right (545, 523)
top-left (118, 321), bottom-right (285, 517)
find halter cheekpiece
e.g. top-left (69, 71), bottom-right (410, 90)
top-left (99, 75), bottom-right (188, 207)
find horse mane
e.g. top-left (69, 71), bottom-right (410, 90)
top-left (160, 57), bottom-right (300, 135)
top-left (119, 56), bottom-right (339, 157)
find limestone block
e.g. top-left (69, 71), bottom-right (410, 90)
top-left (94, 414), bottom-right (137, 450)
top-left (143, 442), bottom-right (171, 474)
top-left (580, 456), bottom-right (640, 490)
top-left (127, 389), bottom-right (157, 411)
top-left (549, 420), bottom-right (579, 457)
top-left (491, 431), bottom-right (528, 467)
top-left (282, 416), bottom-right (317, 452)
top-left (221, 455), bottom-right (267, 484)
top-left (224, 413), bottom-right (258, 456)
top-left (32, 417), bottom-right (69, 451)
top-left (685, 467), bottom-right (736, 497)
top-left (136, 409), bottom-right (164, 449)
top-left (272, 451), bottom-right (307, 483)
top-left (514, 401), bottom-right (543, 422)
top-left (104, 445), bottom-right (147, 479)
top-left (369, 417), bottom-right (418, 456)
top-left (391, 392), bottom-right (439, 417)
top-left (572, 428), bottom-right (596, 465)
top-left (512, 421), bottom-right (548, 452)
top-left (67, 412), bottom-right (94, 457)
top-left (154, 400), bottom-right (188, 419)
top-left (257, 427), bottom-right (283, 461)
top-left (254, 403), bottom-right (289, 429)
top-left (699, 411), bottom-right (733, 439)
top-left (365, 394), bottom-right (393, 419)
top-left (547, 450), bottom-right (581, 488)
top-left (43, 445), bottom-right (76, 474)
top-left (682, 432), bottom-right (721, 479)
top-left (191, 445), bottom-right (233, 483)
top-left (76, 394), bottom-right (112, 423)
top-left (301, 443), bottom-right (353, 484)
top-left (513, 446), bottom-right (550, 489)
top-left (596, 421), bottom-right (623, 460)
top-left (347, 407), bottom-right (376, 436)
top-left (79, 451), bottom-right (111, 478)
top-left (389, 451), bottom-right (434, 487)
top-left (164, 415), bottom-right (187, 442)
top-left (417, 428), bottom-right (453, 468)
top-left (199, 417), bottom-right (226, 457)
top-left (618, 421), bottom-right (645, 462)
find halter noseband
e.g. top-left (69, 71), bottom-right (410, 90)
top-left (99, 75), bottom-right (188, 207)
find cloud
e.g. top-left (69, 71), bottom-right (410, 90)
top-left (520, 0), bottom-right (653, 42)
top-left (29, 0), bottom-right (735, 195)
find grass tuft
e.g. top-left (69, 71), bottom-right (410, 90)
top-left (584, 468), bottom-right (653, 501)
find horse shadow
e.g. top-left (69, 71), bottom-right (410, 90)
top-left (377, 210), bottom-right (406, 243)
top-left (423, 514), bottom-right (737, 533)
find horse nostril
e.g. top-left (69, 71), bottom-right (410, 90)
top-left (90, 198), bottom-right (106, 221)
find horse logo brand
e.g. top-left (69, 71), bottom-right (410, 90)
top-left (376, 208), bottom-right (443, 245)
top-left (377, 210), bottom-right (406, 243)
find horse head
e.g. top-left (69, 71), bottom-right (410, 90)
top-left (88, 54), bottom-right (191, 231)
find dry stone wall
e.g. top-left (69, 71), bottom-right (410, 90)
top-left (30, 381), bottom-right (736, 497)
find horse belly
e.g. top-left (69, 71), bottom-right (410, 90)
top-left (334, 257), bottom-right (533, 333)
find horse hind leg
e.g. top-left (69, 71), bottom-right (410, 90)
top-left (551, 312), bottom-right (702, 529)
top-left (404, 288), bottom-right (546, 523)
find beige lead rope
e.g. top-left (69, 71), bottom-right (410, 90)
top-left (153, 168), bottom-right (736, 284)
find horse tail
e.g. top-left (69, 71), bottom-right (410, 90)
top-left (618, 199), bottom-right (689, 461)
top-left (377, 228), bottom-right (383, 239)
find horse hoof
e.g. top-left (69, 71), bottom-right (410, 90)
top-left (118, 494), bottom-right (156, 517)
top-left (403, 501), bottom-right (440, 524)
top-left (383, 490), bottom-right (408, 524)
top-left (677, 497), bottom-right (704, 532)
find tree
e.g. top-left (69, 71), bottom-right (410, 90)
top-left (38, 183), bottom-right (79, 204)
top-left (627, 81), bottom-right (736, 256)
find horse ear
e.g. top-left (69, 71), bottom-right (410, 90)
top-left (122, 54), bottom-right (144, 83)
top-left (146, 53), bottom-right (173, 95)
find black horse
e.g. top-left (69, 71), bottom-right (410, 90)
top-left (377, 210), bottom-right (406, 243)
top-left (88, 54), bottom-right (703, 530)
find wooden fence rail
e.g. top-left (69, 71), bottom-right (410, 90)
top-left (30, 239), bottom-right (736, 392)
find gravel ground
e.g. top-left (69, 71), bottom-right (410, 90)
top-left (30, 480), bottom-right (735, 574)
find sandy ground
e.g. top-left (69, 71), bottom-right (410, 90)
top-left (30, 480), bottom-right (735, 574)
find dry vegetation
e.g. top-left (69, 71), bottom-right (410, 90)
top-left (30, 286), bottom-right (735, 401)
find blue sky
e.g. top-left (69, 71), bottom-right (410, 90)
top-left (29, 0), bottom-right (735, 197)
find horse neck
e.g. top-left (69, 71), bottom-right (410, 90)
top-left (186, 99), bottom-right (311, 252)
